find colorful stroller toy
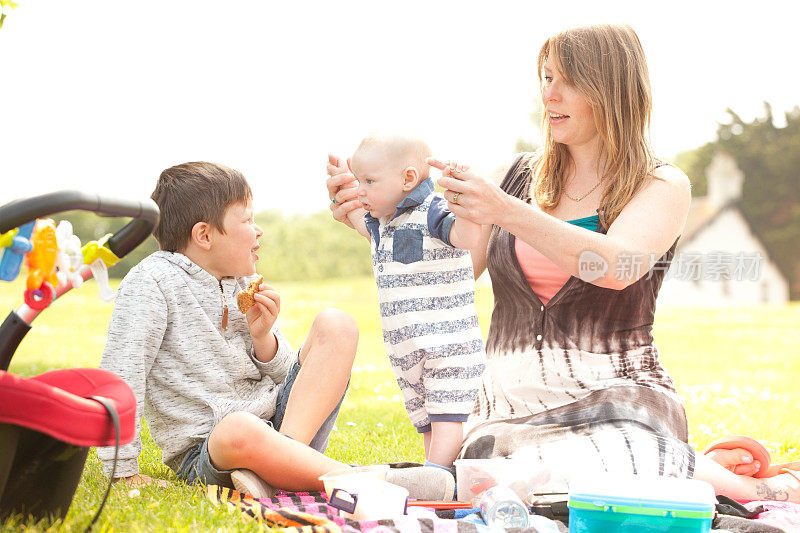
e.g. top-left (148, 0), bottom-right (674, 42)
top-left (0, 191), bottom-right (159, 527)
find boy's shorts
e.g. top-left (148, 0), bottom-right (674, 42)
top-left (175, 352), bottom-right (344, 488)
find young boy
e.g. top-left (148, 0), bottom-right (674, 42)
top-left (329, 134), bottom-right (486, 470)
top-left (98, 161), bottom-right (452, 499)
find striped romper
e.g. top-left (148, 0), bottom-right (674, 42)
top-left (460, 154), bottom-right (695, 487)
top-left (365, 178), bottom-right (486, 434)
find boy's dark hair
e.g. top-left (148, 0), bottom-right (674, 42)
top-left (150, 162), bottom-right (252, 252)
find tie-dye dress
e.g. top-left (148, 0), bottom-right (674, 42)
top-left (460, 154), bottom-right (695, 485)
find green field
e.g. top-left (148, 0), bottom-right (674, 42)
top-left (1, 277), bottom-right (798, 531)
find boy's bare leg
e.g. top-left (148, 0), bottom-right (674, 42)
top-left (427, 421), bottom-right (463, 467)
top-left (208, 411), bottom-right (346, 491)
top-left (692, 453), bottom-right (800, 503)
top-left (279, 308), bottom-right (358, 444)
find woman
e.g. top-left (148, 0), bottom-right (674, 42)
top-left (327, 24), bottom-right (798, 502)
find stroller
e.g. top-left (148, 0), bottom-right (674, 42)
top-left (0, 191), bottom-right (159, 527)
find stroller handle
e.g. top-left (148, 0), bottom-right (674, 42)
top-left (0, 190), bottom-right (159, 259)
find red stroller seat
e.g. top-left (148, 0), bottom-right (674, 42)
top-left (0, 368), bottom-right (136, 519)
top-left (0, 191), bottom-right (159, 526)
top-left (0, 368), bottom-right (136, 447)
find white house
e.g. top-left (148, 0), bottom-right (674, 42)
top-left (657, 152), bottom-right (790, 306)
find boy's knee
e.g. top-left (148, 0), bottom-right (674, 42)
top-left (313, 308), bottom-right (359, 344)
top-left (210, 411), bottom-right (269, 462)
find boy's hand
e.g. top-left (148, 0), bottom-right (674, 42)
top-left (246, 282), bottom-right (281, 341)
top-left (115, 473), bottom-right (170, 488)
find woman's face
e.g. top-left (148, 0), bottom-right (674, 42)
top-left (541, 55), bottom-right (599, 149)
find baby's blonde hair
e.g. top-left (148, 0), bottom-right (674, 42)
top-left (353, 132), bottom-right (432, 179)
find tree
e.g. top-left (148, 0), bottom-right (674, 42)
top-left (48, 209), bottom-right (372, 281)
top-left (254, 210), bottom-right (372, 281)
top-left (675, 104), bottom-right (800, 299)
top-left (50, 211), bottom-right (159, 279)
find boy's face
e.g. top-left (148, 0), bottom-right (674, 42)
top-left (350, 148), bottom-right (412, 219)
top-left (207, 199), bottom-right (263, 278)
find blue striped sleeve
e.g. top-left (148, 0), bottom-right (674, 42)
top-left (427, 195), bottom-right (455, 247)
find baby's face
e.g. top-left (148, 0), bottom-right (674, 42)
top-left (350, 148), bottom-right (410, 219)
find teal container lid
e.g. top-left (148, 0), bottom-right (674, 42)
top-left (568, 475), bottom-right (715, 519)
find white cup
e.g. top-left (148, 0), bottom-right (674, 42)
top-left (319, 465), bottom-right (389, 496)
top-left (326, 476), bottom-right (408, 520)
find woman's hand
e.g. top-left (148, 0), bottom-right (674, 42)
top-left (705, 448), bottom-right (760, 476)
top-left (427, 157), bottom-right (517, 227)
top-left (326, 154), bottom-right (361, 229)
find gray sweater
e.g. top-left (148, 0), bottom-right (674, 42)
top-left (97, 251), bottom-right (295, 477)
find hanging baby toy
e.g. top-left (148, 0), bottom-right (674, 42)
top-left (54, 220), bottom-right (85, 289)
top-left (23, 219), bottom-right (59, 310)
top-left (0, 221), bottom-right (35, 282)
top-left (1, 217), bottom-right (120, 309)
top-left (80, 233), bottom-right (118, 302)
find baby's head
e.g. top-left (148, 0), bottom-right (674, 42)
top-left (151, 162), bottom-right (263, 279)
top-left (350, 133), bottom-right (431, 218)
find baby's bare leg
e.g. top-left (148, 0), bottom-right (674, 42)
top-left (280, 308), bottom-right (358, 444)
top-left (208, 411), bottom-right (345, 491)
top-left (427, 421), bottom-right (463, 467)
top-left (693, 453), bottom-right (800, 503)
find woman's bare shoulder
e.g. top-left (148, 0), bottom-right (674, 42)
top-left (630, 162), bottom-right (691, 214)
top-left (652, 161), bottom-right (691, 192)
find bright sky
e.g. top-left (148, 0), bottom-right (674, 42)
top-left (1, 1), bottom-right (797, 214)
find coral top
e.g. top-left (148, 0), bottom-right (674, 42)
top-left (515, 214), bottom-right (600, 305)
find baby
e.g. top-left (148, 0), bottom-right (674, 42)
top-left (336, 133), bottom-right (486, 470)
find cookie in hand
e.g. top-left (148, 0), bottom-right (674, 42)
top-left (237, 275), bottom-right (264, 313)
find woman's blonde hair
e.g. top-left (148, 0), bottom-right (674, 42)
top-left (532, 24), bottom-right (657, 229)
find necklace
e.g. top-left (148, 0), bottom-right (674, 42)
top-left (563, 178), bottom-right (603, 202)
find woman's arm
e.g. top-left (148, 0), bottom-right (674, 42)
top-left (433, 159), bottom-right (691, 290)
top-left (465, 162), bottom-right (512, 279)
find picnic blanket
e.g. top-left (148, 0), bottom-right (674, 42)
top-left (207, 485), bottom-right (800, 533)
top-left (206, 486), bottom-right (492, 533)
top-left (744, 500), bottom-right (800, 531)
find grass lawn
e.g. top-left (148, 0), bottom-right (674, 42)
top-left (1, 276), bottom-right (798, 531)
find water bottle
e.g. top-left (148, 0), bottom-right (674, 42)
top-left (479, 485), bottom-right (529, 529)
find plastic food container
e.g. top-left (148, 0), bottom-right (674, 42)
top-left (455, 457), bottom-right (559, 504)
top-left (568, 474), bottom-right (715, 532)
top-left (454, 458), bottom-right (526, 503)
